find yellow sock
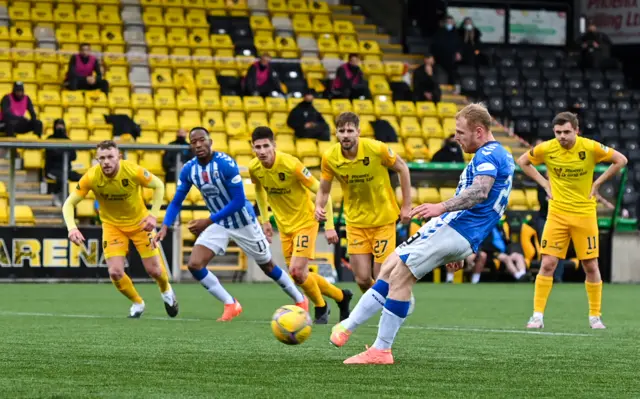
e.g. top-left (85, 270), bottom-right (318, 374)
top-left (533, 274), bottom-right (554, 314)
top-left (585, 281), bottom-right (602, 317)
top-left (312, 272), bottom-right (344, 302)
top-left (111, 274), bottom-right (143, 304)
top-left (299, 274), bottom-right (326, 307)
top-left (153, 264), bottom-right (171, 293)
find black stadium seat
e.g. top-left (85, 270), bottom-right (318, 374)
top-left (620, 109), bottom-right (640, 122)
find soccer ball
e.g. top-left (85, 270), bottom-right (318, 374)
top-left (271, 305), bottom-right (312, 345)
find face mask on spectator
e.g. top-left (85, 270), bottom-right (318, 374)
top-left (465, 24), bottom-right (473, 31)
top-left (55, 127), bottom-right (65, 136)
top-left (446, 23), bottom-right (454, 31)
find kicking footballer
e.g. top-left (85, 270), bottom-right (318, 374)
top-left (335, 103), bottom-right (515, 364)
top-left (315, 112), bottom-right (412, 293)
top-left (249, 126), bottom-right (353, 324)
top-left (517, 112), bottom-right (627, 329)
top-left (63, 140), bottom-right (178, 318)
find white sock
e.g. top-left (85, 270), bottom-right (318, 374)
top-left (342, 288), bottom-right (385, 332)
top-left (275, 272), bottom-right (304, 303)
top-left (446, 272), bottom-right (454, 282)
top-left (533, 311), bottom-right (544, 319)
top-left (514, 270), bottom-right (526, 280)
top-left (200, 271), bottom-right (235, 305)
top-left (471, 273), bottom-right (481, 284)
top-left (372, 308), bottom-right (406, 350)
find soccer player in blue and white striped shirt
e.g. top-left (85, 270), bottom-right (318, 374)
top-left (156, 127), bottom-right (307, 321)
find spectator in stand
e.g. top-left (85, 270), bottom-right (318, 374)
top-left (163, 128), bottom-right (193, 182)
top-left (478, 223), bottom-right (530, 283)
top-left (430, 15), bottom-right (462, 85)
top-left (0, 82), bottom-right (42, 137)
top-left (45, 119), bottom-right (81, 206)
top-left (431, 134), bottom-right (464, 163)
top-left (331, 53), bottom-right (370, 100)
top-left (457, 17), bottom-right (484, 66)
top-left (64, 43), bottom-right (109, 94)
top-left (242, 53), bottom-right (283, 97)
top-left (577, 21), bottom-right (612, 69)
top-left (287, 89), bottom-right (330, 141)
top-left (412, 53), bottom-right (442, 103)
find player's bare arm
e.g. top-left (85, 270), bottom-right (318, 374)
top-left (410, 175), bottom-right (496, 219)
top-left (62, 191), bottom-right (87, 245)
top-left (517, 152), bottom-right (553, 199)
top-left (315, 178), bottom-right (332, 222)
top-left (590, 150), bottom-right (628, 199)
top-left (388, 155), bottom-right (412, 224)
top-left (140, 172), bottom-right (165, 232)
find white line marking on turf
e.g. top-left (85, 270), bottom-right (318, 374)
top-left (0, 311), bottom-right (593, 337)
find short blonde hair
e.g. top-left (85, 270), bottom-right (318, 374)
top-left (455, 102), bottom-right (492, 132)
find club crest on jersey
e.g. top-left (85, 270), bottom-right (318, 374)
top-left (202, 171), bottom-right (210, 183)
top-left (278, 172), bottom-right (285, 181)
top-left (578, 151), bottom-right (586, 160)
top-left (122, 179), bottom-right (129, 187)
top-left (363, 157), bottom-right (370, 166)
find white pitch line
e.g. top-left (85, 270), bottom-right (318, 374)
top-left (0, 311), bottom-right (593, 337)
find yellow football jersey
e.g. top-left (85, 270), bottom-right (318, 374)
top-left (249, 151), bottom-right (317, 235)
top-left (528, 136), bottom-right (613, 216)
top-left (321, 137), bottom-right (399, 228)
top-left (74, 160), bottom-right (154, 226)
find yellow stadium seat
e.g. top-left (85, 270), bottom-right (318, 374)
top-left (317, 34), bottom-right (338, 56)
top-left (69, 129), bottom-right (90, 141)
top-left (61, 91), bottom-right (85, 108)
top-left (267, 0), bottom-right (287, 13)
top-left (427, 138), bottom-right (443, 154)
top-left (338, 37), bottom-right (358, 55)
top-left (384, 62), bottom-right (405, 79)
top-left (418, 187), bottom-right (440, 204)
top-left (177, 93), bottom-right (199, 112)
top-left (145, 28), bottom-right (167, 47)
top-left (269, 112), bottom-right (293, 134)
top-left (442, 118), bottom-right (456, 136)
top-left (313, 16), bottom-right (333, 35)
top-left (404, 137), bottom-right (429, 161)
top-left (251, 15), bottom-right (273, 32)
top-left (186, 10), bottom-right (208, 28)
top-left (525, 189), bottom-right (540, 210)
top-left (13, 62), bottom-right (35, 83)
top-left (254, 35), bottom-right (276, 54)
top-left (374, 99), bottom-right (395, 117)
top-left (9, 5), bottom-right (30, 22)
top-left (225, 114), bottom-right (248, 137)
top-left (357, 114), bottom-right (375, 137)
top-left (352, 99), bottom-right (374, 115)
top-left (437, 102), bottom-right (458, 119)
top-left (422, 117), bottom-right (444, 139)
top-left (359, 40), bottom-right (381, 56)
top-left (77, 5), bottom-right (99, 24)
top-left (227, 138), bottom-right (252, 157)
top-left (101, 27), bottom-right (124, 46)
top-left (300, 57), bottom-right (324, 73)
top-left (140, 152), bottom-right (164, 176)
top-left (0, 62), bottom-right (10, 83)
top-left (246, 113), bottom-right (269, 132)
top-left (195, 69), bottom-right (219, 89)
top-left (369, 77), bottom-right (391, 97)
top-left (395, 101), bottom-right (416, 117)
top-left (400, 117), bottom-right (422, 138)
top-left (87, 111), bottom-right (111, 130)
top-left (78, 27), bottom-right (101, 46)
top-left (199, 91), bottom-right (222, 112)
top-left (72, 150), bottom-right (93, 174)
top-left (36, 63), bottom-right (60, 85)
top-left (104, 66), bottom-right (128, 87)
top-left (54, 4), bottom-right (76, 23)
top-left (330, 99), bottom-right (352, 116)
top-left (509, 189), bottom-right (528, 211)
top-left (38, 90), bottom-right (61, 107)
top-left (189, 28), bottom-right (211, 48)
top-left (184, 0), bottom-right (206, 7)
top-left (311, 98), bottom-right (331, 115)
top-left (395, 185), bottom-right (417, 206)
top-left (85, 92), bottom-right (109, 109)
top-left (275, 134), bottom-right (295, 155)
top-left (210, 34), bottom-right (235, 51)
top-left (413, 102), bottom-right (437, 119)
top-left (151, 68), bottom-right (174, 89)
top-left (157, 110), bottom-right (180, 131)
top-left (134, 109), bottom-right (157, 130)
top-left (292, 15), bottom-right (313, 34)
top-left (296, 138), bottom-right (318, 157)
top-left (164, 8), bottom-right (186, 27)
top-left (131, 93), bottom-right (154, 110)
top-left (167, 28), bottom-right (189, 48)
top-left (440, 187), bottom-right (456, 201)
top-left (288, 0), bottom-right (309, 13)
top-left (153, 88), bottom-right (176, 110)
top-left (210, 133), bottom-right (228, 152)
top-left (221, 95), bottom-right (244, 113)
top-left (98, 6), bottom-right (121, 25)
top-left (236, 155), bottom-right (252, 177)
top-left (56, 24), bottom-right (78, 45)
top-left (64, 109), bottom-right (88, 129)
top-left (334, 20), bottom-right (355, 35)
top-left (41, 106), bottom-right (63, 129)
top-left (10, 26), bottom-right (34, 43)
top-left (265, 97), bottom-right (287, 114)
top-left (22, 150), bottom-right (43, 170)
top-left (275, 36), bottom-right (299, 58)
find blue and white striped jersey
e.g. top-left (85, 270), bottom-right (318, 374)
top-left (441, 141), bottom-right (515, 252)
top-left (176, 152), bottom-right (256, 229)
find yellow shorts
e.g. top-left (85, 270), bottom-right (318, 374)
top-left (541, 211), bottom-right (599, 260)
top-left (281, 224), bottom-right (318, 265)
top-left (346, 222), bottom-right (396, 263)
top-left (102, 223), bottom-right (159, 260)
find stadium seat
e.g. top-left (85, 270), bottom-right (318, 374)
top-left (416, 102), bottom-right (437, 118)
top-left (400, 117), bottom-right (422, 138)
top-left (404, 137), bottom-right (429, 161)
top-left (418, 187), bottom-right (440, 204)
top-left (437, 102), bottom-right (458, 119)
top-left (508, 190), bottom-right (528, 211)
top-left (422, 117), bottom-right (444, 139)
top-left (76, 200), bottom-right (96, 219)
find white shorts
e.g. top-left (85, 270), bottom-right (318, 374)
top-left (395, 217), bottom-right (473, 279)
top-left (195, 220), bottom-right (272, 265)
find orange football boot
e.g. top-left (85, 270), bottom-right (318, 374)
top-left (343, 345), bottom-right (394, 365)
top-left (296, 296), bottom-right (309, 312)
top-left (217, 299), bottom-right (242, 322)
top-left (330, 323), bottom-right (352, 347)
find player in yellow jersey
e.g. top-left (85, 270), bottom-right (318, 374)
top-left (62, 140), bottom-right (179, 318)
top-left (315, 112), bottom-right (412, 293)
top-left (249, 127), bottom-right (353, 323)
top-left (517, 112), bottom-right (627, 329)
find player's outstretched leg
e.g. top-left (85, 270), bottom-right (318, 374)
top-left (343, 257), bottom-right (417, 365)
top-left (583, 258), bottom-right (606, 329)
top-left (312, 273), bottom-right (353, 321)
top-left (142, 255), bottom-right (179, 318)
top-left (527, 255), bottom-right (558, 329)
top-left (330, 254), bottom-right (397, 348)
top-left (188, 245), bottom-right (242, 322)
top-left (260, 260), bottom-right (307, 309)
top-left (289, 257), bottom-right (328, 323)
top-left (108, 257), bottom-right (145, 318)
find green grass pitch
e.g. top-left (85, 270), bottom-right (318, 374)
top-left (0, 283), bottom-right (639, 398)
